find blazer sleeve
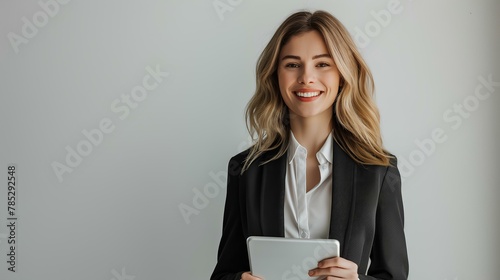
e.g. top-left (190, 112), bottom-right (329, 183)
top-left (360, 158), bottom-right (409, 280)
top-left (210, 157), bottom-right (249, 280)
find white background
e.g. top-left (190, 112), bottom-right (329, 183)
top-left (0, 0), bottom-right (499, 279)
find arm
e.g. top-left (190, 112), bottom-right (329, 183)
top-left (360, 158), bottom-right (409, 280)
top-left (210, 157), bottom-right (249, 280)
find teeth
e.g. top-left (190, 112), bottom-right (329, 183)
top-left (295, 91), bottom-right (321, 97)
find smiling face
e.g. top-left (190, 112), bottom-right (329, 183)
top-left (277, 30), bottom-right (341, 121)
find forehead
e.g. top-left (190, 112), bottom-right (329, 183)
top-left (279, 30), bottom-right (329, 58)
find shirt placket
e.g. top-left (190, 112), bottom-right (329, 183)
top-left (296, 147), bottom-right (309, 239)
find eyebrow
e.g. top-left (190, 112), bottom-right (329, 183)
top-left (281, 54), bottom-right (332, 60)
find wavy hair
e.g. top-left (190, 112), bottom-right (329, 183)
top-left (242, 10), bottom-right (391, 172)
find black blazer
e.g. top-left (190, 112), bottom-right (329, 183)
top-left (211, 140), bottom-right (409, 280)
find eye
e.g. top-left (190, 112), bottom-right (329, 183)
top-left (317, 62), bottom-right (330, 67)
top-left (285, 63), bottom-right (300, 68)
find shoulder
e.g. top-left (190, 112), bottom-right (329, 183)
top-left (227, 145), bottom-right (284, 176)
top-left (226, 148), bottom-right (250, 177)
top-left (230, 147), bottom-right (251, 165)
top-left (354, 152), bottom-right (399, 181)
top-left (368, 151), bottom-right (398, 170)
top-left (386, 153), bottom-right (399, 174)
top-left (380, 153), bottom-right (402, 191)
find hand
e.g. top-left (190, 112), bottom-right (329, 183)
top-left (308, 257), bottom-right (358, 280)
top-left (241, 271), bottom-right (262, 280)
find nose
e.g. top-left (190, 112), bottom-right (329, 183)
top-left (297, 65), bottom-right (316, 84)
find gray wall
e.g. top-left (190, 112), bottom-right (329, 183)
top-left (0, 0), bottom-right (499, 279)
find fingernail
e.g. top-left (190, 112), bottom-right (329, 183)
top-left (308, 270), bottom-right (314, 276)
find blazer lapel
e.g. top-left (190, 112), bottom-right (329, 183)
top-left (329, 140), bottom-right (356, 256)
top-left (259, 151), bottom-right (286, 237)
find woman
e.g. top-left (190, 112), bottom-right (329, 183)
top-left (211, 10), bottom-right (409, 280)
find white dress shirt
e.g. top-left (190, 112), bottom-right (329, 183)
top-left (284, 130), bottom-right (333, 239)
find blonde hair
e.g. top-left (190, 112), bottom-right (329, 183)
top-left (243, 10), bottom-right (391, 172)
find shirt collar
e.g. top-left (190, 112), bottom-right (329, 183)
top-left (287, 130), bottom-right (334, 165)
top-left (317, 130), bottom-right (333, 165)
top-left (287, 130), bottom-right (303, 164)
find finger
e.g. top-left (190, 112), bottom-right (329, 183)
top-left (318, 257), bottom-right (358, 270)
top-left (308, 266), bottom-right (353, 279)
top-left (309, 258), bottom-right (359, 280)
top-left (241, 271), bottom-right (262, 280)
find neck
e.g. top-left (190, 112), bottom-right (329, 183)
top-left (289, 112), bottom-right (333, 156)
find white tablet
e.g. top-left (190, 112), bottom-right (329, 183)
top-left (246, 236), bottom-right (340, 280)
